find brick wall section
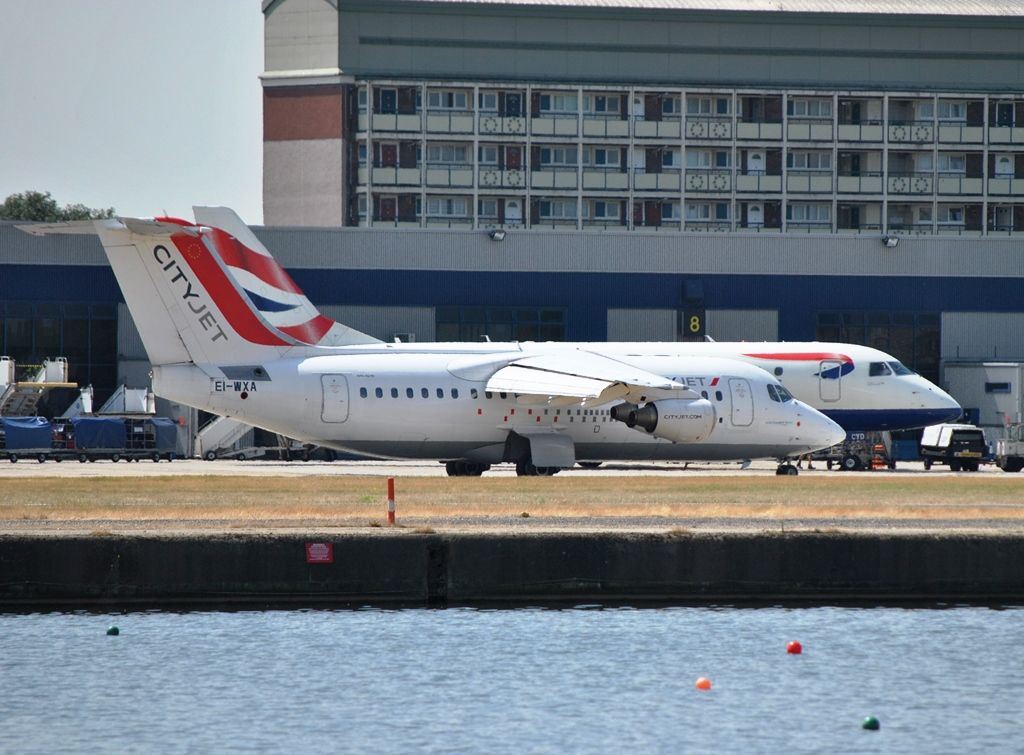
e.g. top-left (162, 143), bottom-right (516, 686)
top-left (264, 86), bottom-right (343, 142)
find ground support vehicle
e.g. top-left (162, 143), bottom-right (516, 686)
top-left (0, 416), bottom-right (177, 462)
top-left (813, 431), bottom-right (894, 471)
top-left (995, 424), bottom-right (1024, 473)
top-left (919, 423), bottom-right (988, 471)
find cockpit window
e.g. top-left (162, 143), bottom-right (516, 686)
top-left (869, 362), bottom-right (892, 377)
top-left (776, 384), bottom-right (793, 402)
top-left (767, 384), bottom-right (780, 402)
top-left (888, 361), bottom-right (914, 375)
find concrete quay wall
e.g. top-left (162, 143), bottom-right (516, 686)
top-left (2, 533), bottom-right (1023, 607)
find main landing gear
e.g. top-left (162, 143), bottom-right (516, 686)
top-left (775, 462), bottom-right (799, 476)
top-left (515, 461), bottom-right (560, 477)
top-left (444, 460), bottom-right (490, 476)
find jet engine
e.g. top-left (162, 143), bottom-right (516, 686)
top-left (611, 398), bottom-right (716, 443)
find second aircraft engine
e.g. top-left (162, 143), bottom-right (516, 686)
top-left (611, 398), bottom-right (716, 443)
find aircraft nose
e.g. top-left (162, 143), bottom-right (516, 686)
top-left (800, 402), bottom-right (847, 450)
top-left (915, 379), bottom-right (964, 423)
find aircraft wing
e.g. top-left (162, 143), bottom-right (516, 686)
top-left (485, 350), bottom-right (696, 403)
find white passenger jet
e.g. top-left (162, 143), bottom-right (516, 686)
top-left (21, 208), bottom-right (846, 475)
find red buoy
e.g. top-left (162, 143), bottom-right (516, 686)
top-left (695, 677), bottom-right (712, 690)
top-left (787, 640), bottom-right (803, 655)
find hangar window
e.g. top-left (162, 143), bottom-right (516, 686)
top-left (816, 312), bottom-right (939, 383)
top-left (985, 382), bottom-right (1011, 394)
top-left (436, 307), bottom-right (566, 342)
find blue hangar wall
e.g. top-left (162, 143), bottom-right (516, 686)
top-left (1, 262), bottom-right (1021, 342)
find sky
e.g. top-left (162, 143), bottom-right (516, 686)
top-left (0, 0), bottom-right (264, 223)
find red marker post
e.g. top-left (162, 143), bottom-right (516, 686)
top-left (387, 477), bottom-right (396, 525)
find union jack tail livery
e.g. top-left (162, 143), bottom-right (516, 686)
top-left (92, 207), bottom-right (379, 368)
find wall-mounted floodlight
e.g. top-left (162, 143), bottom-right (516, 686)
top-left (882, 234), bottom-right (900, 248)
top-left (488, 229), bottom-right (506, 242)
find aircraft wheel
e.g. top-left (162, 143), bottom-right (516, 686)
top-left (152, 452), bottom-right (161, 463)
top-left (840, 454), bottom-right (862, 472)
top-left (204, 451), bottom-right (217, 461)
top-left (8, 454), bottom-right (18, 464)
top-left (923, 458), bottom-right (932, 470)
top-left (79, 454), bottom-right (88, 463)
top-left (445, 461), bottom-right (460, 476)
top-left (775, 463), bottom-right (798, 476)
top-left (516, 461), bottom-right (538, 477)
top-left (38, 454), bottom-right (47, 464)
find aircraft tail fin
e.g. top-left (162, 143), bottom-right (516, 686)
top-left (191, 206), bottom-right (380, 349)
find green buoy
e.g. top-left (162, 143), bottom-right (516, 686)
top-left (862, 716), bottom-right (880, 731)
top-left (106, 626), bottom-right (120, 636)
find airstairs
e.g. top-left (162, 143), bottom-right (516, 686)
top-left (0, 356), bottom-right (77, 416)
top-left (97, 384), bottom-right (156, 415)
top-left (195, 415), bottom-right (253, 460)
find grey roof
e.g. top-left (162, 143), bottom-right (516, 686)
top-left (400, 0), bottom-right (1024, 16)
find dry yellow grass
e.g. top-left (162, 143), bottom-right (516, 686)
top-left (1, 474), bottom-right (1022, 523)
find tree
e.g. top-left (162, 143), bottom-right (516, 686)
top-left (0, 190), bottom-right (115, 221)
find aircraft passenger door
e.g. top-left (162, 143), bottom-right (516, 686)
top-left (819, 360), bottom-right (843, 402)
top-left (728, 378), bottom-right (753, 427)
top-left (321, 374), bottom-right (349, 423)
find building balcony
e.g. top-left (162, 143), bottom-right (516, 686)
top-left (633, 117), bottom-right (682, 139)
top-left (531, 114), bottom-right (578, 137)
top-left (935, 223), bottom-right (984, 236)
top-left (787, 119), bottom-right (833, 141)
top-left (424, 110), bottom-right (474, 134)
top-left (685, 117), bottom-right (732, 140)
top-left (888, 172), bottom-right (934, 194)
top-left (735, 173), bottom-right (782, 192)
top-left (684, 220), bottom-right (732, 232)
top-left (735, 121), bottom-right (783, 140)
top-left (987, 177), bottom-right (1024, 195)
top-left (633, 169), bottom-right (682, 191)
top-left (935, 175), bottom-right (984, 195)
top-left (478, 168), bottom-right (527, 189)
top-left (836, 223), bottom-right (883, 234)
top-left (531, 167), bottom-right (578, 190)
top-left (786, 220), bottom-right (833, 232)
top-left (424, 164), bottom-right (475, 188)
top-left (479, 115), bottom-right (527, 135)
top-left (424, 216), bottom-right (474, 228)
top-left (533, 218), bottom-right (580, 229)
top-left (836, 121), bottom-right (884, 142)
top-left (582, 217), bottom-right (628, 229)
top-left (634, 219), bottom-right (682, 231)
top-left (786, 171), bottom-right (833, 193)
top-left (886, 222), bottom-right (933, 235)
top-left (836, 173), bottom-right (884, 193)
top-left (684, 169), bottom-right (732, 193)
top-left (582, 115), bottom-right (630, 138)
top-left (362, 166), bottom-right (421, 186)
top-left (582, 168), bottom-right (629, 191)
top-left (988, 126), bottom-right (1024, 145)
top-left (888, 121), bottom-right (934, 144)
top-left (937, 123), bottom-right (984, 144)
top-left (368, 113), bottom-right (422, 132)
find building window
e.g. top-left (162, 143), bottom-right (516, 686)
top-left (426, 144), bottom-right (469, 164)
top-left (686, 96), bottom-right (730, 115)
top-left (788, 151), bottom-right (832, 171)
top-left (985, 382), bottom-right (1012, 394)
top-left (478, 145), bottom-right (499, 165)
top-left (788, 99), bottom-right (832, 118)
top-left (436, 307), bottom-right (566, 342)
top-left (939, 206), bottom-right (964, 224)
top-left (937, 154), bottom-right (966, 173)
top-left (427, 90), bottom-right (468, 110)
top-left (0, 301), bottom-right (118, 411)
top-left (585, 94), bottom-right (620, 113)
top-left (540, 146), bottom-right (577, 166)
top-left (479, 92), bottom-right (498, 112)
top-left (788, 203), bottom-right (831, 222)
top-left (585, 147), bottom-right (620, 167)
top-left (539, 199), bottom-right (577, 219)
top-left (478, 199), bottom-right (498, 218)
top-left (585, 200), bottom-right (620, 219)
top-left (937, 101), bottom-right (966, 121)
top-left (539, 93), bottom-right (577, 114)
top-left (426, 197), bottom-right (468, 217)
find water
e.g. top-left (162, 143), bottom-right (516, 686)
top-left (1, 606), bottom-right (1022, 754)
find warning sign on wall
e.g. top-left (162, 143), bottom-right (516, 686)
top-left (305, 542), bottom-right (334, 564)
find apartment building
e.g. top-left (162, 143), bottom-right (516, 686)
top-left (262, 1), bottom-right (1024, 238)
